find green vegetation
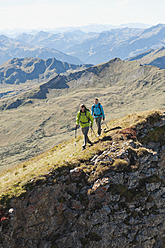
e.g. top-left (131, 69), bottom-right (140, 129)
top-left (140, 126), bottom-right (165, 145)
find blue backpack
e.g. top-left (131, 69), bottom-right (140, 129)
top-left (92, 103), bottom-right (102, 117)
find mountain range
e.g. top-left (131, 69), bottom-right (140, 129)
top-left (15, 24), bottom-right (165, 64)
top-left (0, 58), bottom-right (164, 169)
top-left (0, 24), bottom-right (164, 67)
top-left (0, 34), bottom-right (83, 66)
top-left (0, 23), bottom-right (164, 248)
top-left (0, 23), bottom-right (164, 169)
top-left (0, 57), bottom-right (91, 99)
top-left (0, 44), bottom-right (164, 101)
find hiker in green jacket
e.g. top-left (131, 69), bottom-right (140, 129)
top-left (76, 104), bottom-right (93, 150)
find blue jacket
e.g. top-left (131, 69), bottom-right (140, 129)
top-left (91, 103), bottom-right (105, 119)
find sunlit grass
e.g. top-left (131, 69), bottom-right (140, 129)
top-left (0, 109), bottom-right (163, 204)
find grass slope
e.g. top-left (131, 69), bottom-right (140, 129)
top-left (0, 109), bottom-right (163, 206)
top-left (0, 58), bottom-right (164, 170)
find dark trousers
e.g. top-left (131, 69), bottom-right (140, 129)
top-left (82, 126), bottom-right (91, 147)
top-left (95, 116), bottom-right (102, 135)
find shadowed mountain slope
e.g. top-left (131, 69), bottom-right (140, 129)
top-left (127, 47), bottom-right (165, 69)
top-left (0, 57), bottom-right (91, 85)
top-left (0, 57), bottom-right (91, 99)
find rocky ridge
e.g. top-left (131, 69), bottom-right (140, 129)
top-left (0, 111), bottom-right (165, 248)
top-left (0, 57), bottom-right (91, 86)
top-left (127, 47), bottom-right (165, 69)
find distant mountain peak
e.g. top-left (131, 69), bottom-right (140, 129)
top-left (35, 31), bottom-right (50, 36)
top-left (0, 34), bottom-right (10, 41)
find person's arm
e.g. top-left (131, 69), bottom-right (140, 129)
top-left (76, 112), bottom-right (80, 127)
top-left (91, 105), bottom-right (94, 116)
top-left (100, 105), bottom-right (105, 120)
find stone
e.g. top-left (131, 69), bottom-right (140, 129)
top-left (70, 167), bottom-right (85, 180)
top-left (146, 182), bottom-right (161, 192)
top-left (71, 200), bottom-right (84, 211)
top-left (142, 238), bottom-right (155, 248)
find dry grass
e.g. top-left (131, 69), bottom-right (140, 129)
top-left (0, 109), bottom-right (163, 204)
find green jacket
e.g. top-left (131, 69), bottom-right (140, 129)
top-left (76, 109), bottom-right (93, 128)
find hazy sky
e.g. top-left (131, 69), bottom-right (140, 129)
top-left (0, 0), bottom-right (165, 31)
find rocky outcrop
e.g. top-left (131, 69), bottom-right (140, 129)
top-left (0, 112), bottom-right (165, 248)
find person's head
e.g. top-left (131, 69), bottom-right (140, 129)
top-left (94, 98), bottom-right (99, 105)
top-left (80, 104), bottom-right (86, 112)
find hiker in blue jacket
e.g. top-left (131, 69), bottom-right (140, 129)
top-left (91, 98), bottom-right (105, 136)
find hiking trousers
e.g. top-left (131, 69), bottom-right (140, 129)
top-left (82, 126), bottom-right (91, 148)
top-left (95, 116), bottom-right (102, 135)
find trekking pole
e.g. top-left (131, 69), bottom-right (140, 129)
top-left (105, 122), bottom-right (108, 129)
top-left (70, 127), bottom-right (77, 157)
top-left (91, 126), bottom-right (93, 138)
top-left (75, 127), bottom-right (77, 149)
top-left (102, 121), bottom-right (108, 130)
top-left (91, 126), bottom-right (97, 138)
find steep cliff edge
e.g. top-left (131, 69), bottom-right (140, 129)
top-left (0, 110), bottom-right (165, 248)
